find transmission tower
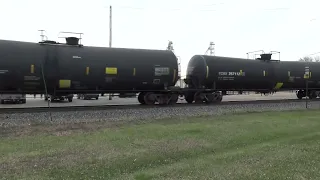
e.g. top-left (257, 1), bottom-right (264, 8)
top-left (167, 41), bottom-right (174, 52)
top-left (205, 42), bottom-right (215, 56)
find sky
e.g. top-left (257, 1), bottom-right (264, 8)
top-left (0, 0), bottom-right (319, 77)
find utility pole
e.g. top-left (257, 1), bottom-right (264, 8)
top-left (167, 41), bottom-right (174, 52)
top-left (103, 5), bottom-right (112, 98)
top-left (109, 5), bottom-right (112, 48)
top-left (108, 5), bottom-right (112, 100)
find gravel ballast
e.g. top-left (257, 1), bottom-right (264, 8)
top-left (1, 101), bottom-right (320, 128)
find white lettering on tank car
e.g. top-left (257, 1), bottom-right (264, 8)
top-left (218, 71), bottom-right (245, 76)
top-left (155, 67), bottom-right (170, 76)
top-left (0, 70), bottom-right (9, 74)
top-left (218, 72), bottom-right (228, 76)
top-left (72, 56), bottom-right (82, 59)
top-left (24, 76), bottom-right (40, 81)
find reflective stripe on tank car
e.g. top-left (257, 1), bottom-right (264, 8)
top-left (30, 64), bottom-right (35, 73)
top-left (273, 82), bottom-right (283, 90)
top-left (133, 68), bottom-right (136, 76)
top-left (59, 80), bottom-right (71, 88)
top-left (199, 55), bottom-right (209, 79)
top-left (86, 67), bottom-right (90, 75)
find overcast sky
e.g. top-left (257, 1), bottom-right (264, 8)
top-left (0, 0), bottom-right (319, 77)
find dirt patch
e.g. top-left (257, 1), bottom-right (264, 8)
top-left (0, 117), bottom-right (176, 138)
top-left (0, 114), bottom-right (206, 138)
top-left (0, 121), bottom-right (116, 138)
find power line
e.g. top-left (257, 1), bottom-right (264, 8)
top-left (103, 4), bottom-right (291, 13)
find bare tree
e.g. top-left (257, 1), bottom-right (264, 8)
top-left (299, 56), bottom-right (314, 62)
top-left (314, 56), bottom-right (320, 62)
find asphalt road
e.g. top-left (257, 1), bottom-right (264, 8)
top-left (0, 92), bottom-right (298, 108)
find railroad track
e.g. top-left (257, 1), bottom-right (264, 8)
top-left (0, 98), bottom-right (317, 114)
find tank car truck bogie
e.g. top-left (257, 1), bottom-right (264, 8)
top-left (138, 91), bottom-right (180, 105)
top-left (296, 89), bottom-right (320, 100)
top-left (44, 94), bottom-right (74, 102)
top-left (181, 86), bottom-right (223, 104)
top-left (184, 90), bottom-right (223, 104)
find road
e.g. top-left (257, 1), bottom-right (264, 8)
top-left (0, 92), bottom-right (298, 108)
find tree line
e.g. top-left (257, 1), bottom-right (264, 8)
top-left (299, 56), bottom-right (320, 62)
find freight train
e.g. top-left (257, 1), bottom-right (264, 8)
top-left (0, 32), bottom-right (318, 105)
top-left (0, 33), bottom-right (180, 104)
top-left (184, 54), bottom-right (320, 103)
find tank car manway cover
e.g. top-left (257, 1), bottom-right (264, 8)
top-left (259, 53), bottom-right (272, 60)
top-left (66, 37), bottom-right (80, 45)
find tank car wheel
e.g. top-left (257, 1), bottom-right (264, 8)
top-left (308, 91), bottom-right (317, 99)
top-left (143, 92), bottom-right (156, 105)
top-left (68, 98), bottom-right (73, 102)
top-left (209, 92), bottom-right (222, 103)
top-left (215, 92), bottom-right (223, 102)
top-left (204, 94), bottom-right (215, 104)
top-left (168, 94), bottom-right (179, 105)
top-left (138, 92), bottom-right (146, 105)
top-left (158, 95), bottom-right (169, 105)
top-left (185, 93), bottom-right (194, 103)
top-left (296, 90), bottom-right (304, 100)
top-left (194, 92), bottom-right (204, 104)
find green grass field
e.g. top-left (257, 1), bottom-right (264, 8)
top-left (1, 109), bottom-right (320, 180)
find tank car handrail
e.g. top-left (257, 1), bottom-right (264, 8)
top-left (246, 50), bottom-right (265, 59)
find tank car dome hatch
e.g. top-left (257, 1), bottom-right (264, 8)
top-left (65, 37), bottom-right (80, 45)
top-left (256, 53), bottom-right (272, 61)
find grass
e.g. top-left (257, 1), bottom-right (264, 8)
top-left (1, 109), bottom-right (320, 179)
